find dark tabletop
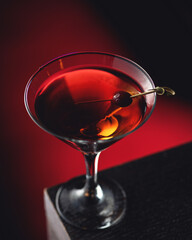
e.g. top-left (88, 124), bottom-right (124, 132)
top-left (48, 142), bottom-right (192, 239)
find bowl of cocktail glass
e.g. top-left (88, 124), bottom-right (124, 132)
top-left (24, 52), bottom-right (157, 230)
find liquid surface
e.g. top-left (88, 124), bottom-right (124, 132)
top-left (35, 67), bottom-right (146, 140)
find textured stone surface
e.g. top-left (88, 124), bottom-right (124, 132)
top-left (45, 143), bottom-right (192, 239)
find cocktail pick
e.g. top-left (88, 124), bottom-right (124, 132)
top-left (131, 86), bottom-right (175, 98)
top-left (76, 86), bottom-right (175, 107)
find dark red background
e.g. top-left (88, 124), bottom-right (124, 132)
top-left (1, 1), bottom-right (192, 239)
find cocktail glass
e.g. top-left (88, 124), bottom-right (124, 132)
top-left (24, 52), bottom-right (156, 230)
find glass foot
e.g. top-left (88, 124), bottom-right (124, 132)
top-left (55, 177), bottom-right (126, 230)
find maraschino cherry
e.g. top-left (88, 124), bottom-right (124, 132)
top-left (112, 91), bottom-right (133, 107)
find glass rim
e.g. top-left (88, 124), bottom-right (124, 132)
top-left (24, 51), bottom-right (156, 146)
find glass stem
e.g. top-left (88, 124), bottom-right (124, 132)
top-left (83, 152), bottom-right (101, 199)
